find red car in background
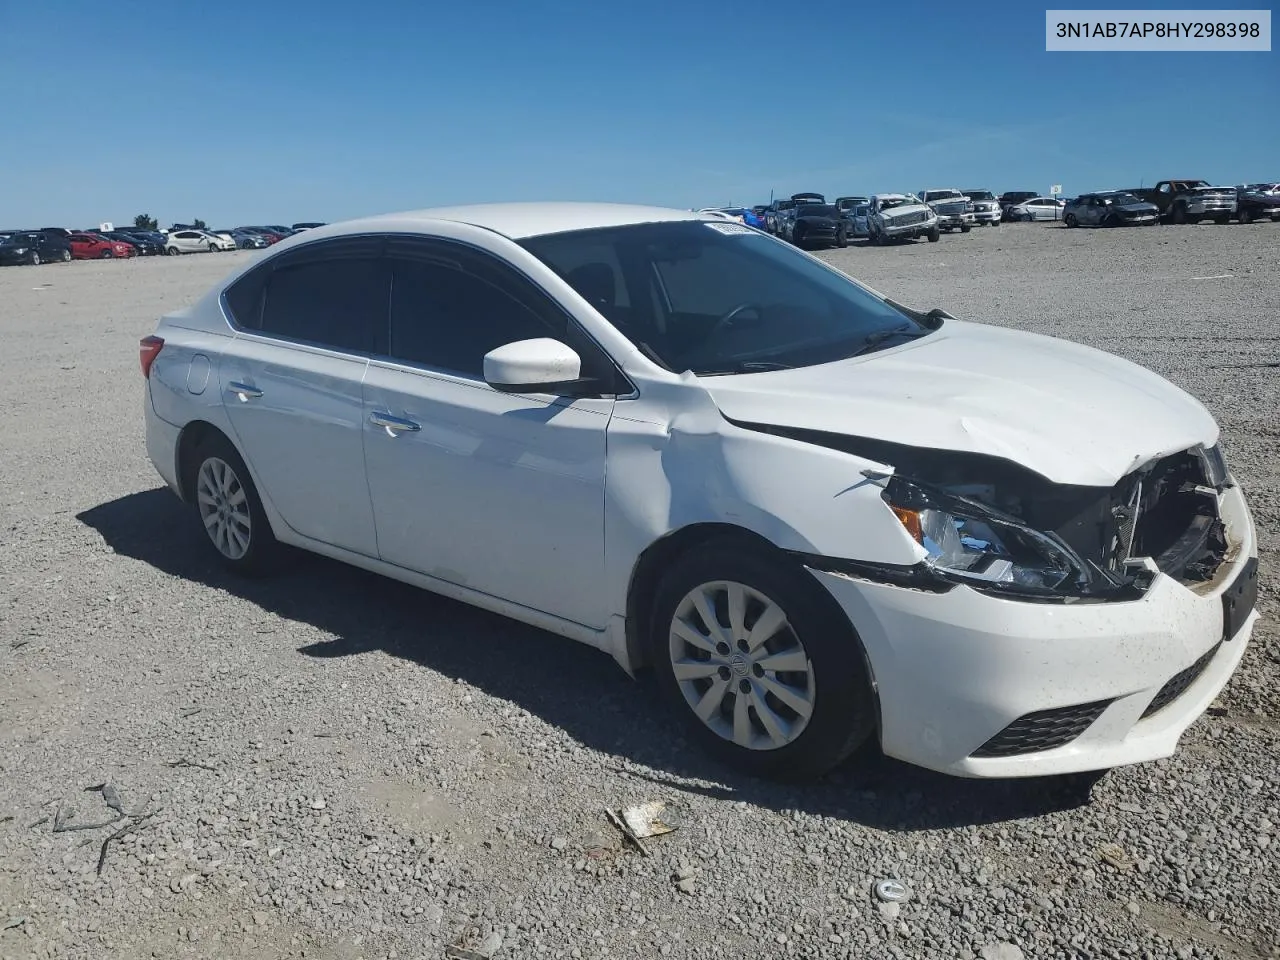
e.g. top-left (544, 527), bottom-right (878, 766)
top-left (68, 233), bottom-right (136, 260)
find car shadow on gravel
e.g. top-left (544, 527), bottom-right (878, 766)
top-left (79, 487), bottom-right (1104, 832)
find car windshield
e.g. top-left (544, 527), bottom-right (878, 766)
top-left (878, 197), bottom-right (915, 210)
top-left (520, 220), bottom-right (927, 376)
top-left (964, 191), bottom-right (995, 201)
top-left (797, 205), bottom-right (838, 217)
top-left (925, 192), bottom-right (963, 201)
top-left (1105, 193), bottom-right (1143, 205)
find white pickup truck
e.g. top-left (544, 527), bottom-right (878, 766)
top-left (919, 188), bottom-right (976, 233)
top-left (867, 194), bottom-right (941, 244)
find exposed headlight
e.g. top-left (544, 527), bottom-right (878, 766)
top-left (881, 474), bottom-right (1092, 597)
top-left (12, 247), bottom-right (28, 255)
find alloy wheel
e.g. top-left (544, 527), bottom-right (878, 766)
top-left (667, 580), bottom-right (815, 751)
top-left (196, 456), bottom-right (252, 560)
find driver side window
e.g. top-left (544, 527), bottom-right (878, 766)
top-left (383, 238), bottom-right (617, 386)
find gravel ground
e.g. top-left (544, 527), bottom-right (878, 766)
top-left (1, 222), bottom-right (1277, 960)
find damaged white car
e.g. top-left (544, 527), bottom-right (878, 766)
top-left (141, 203), bottom-right (1260, 782)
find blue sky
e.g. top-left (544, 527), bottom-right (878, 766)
top-left (0, 1), bottom-right (1274, 226)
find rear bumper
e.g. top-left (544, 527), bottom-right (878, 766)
top-left (809, 482), bottom-right (1258, 778)
top-left (144, 386), bottom-right (183, 498)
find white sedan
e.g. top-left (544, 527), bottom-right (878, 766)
top-left (141, 202), bottom-right (1258, 781)
top-left (1005, 197), bottom-right (1067, 221)
top-left (165, 229), bottom-right (236, 255)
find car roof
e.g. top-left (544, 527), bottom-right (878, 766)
top-left (294, 202), bottom-right (705, 241)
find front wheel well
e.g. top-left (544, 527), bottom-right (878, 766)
top-left (623, 523), bottom-right (799, 673)
top-left (175, 420), bottom-right (230, 501)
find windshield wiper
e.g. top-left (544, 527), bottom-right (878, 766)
top-left (844, 324), bottom-right (929, 359)
top-left (696, 360), bottom-right (795, 376)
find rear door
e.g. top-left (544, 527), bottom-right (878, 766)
top-left (218, 237), bottom-right (387, 557)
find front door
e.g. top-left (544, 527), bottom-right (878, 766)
top-left (361, 238), bottom-right (613, 628)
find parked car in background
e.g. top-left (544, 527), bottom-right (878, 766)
top-left (1233, 186), bottom-right (1280, 223)
top-left (107, 230), bottom-right (164, 255)
top-left (1246, 182), bottom-right (1279, 195)
top-left (998, 191), bottom-right (1038, 215)
top-left (920, 189), bottom-right (975, 233)
top-left (68, 232), bottom-right (136, 259)
top-left (228, 229), bottom-right (270, 249)
top-left (1063, 191), bottom-right (1160, 228)
top-left (846, 203), bottom-right (872, 239)
top-left (867, 194), bottom-right (941, 244)
top-left (784, 203), bottom-right (849, 248)
top-left (765, 200), bottom-right (794, 235)
top-left (1005, 197), bottom-right (1065, 221)
top-left (264, 225), bottom-right (296, 238)
top-left (140, 201), bottom-right (1258, 783)
top-left (835, 196), bottom-right (869, 233)
top-left (238, 227), bottom-right (286, 244)
top-left (775, 193), bottom-right (825, 239)
top-left (209, 229), bottom-right (240, 246)
top-left (1133, 180), bottom-right (1237, 224)
top-left (165, 229), bottom-right (235, 255)
top-left (697, 209), bottom-right (742, 222)
top-left (0, 231), bottom-right (72, 265)
top-left (962, 190), bottom-right (1003, 226)
top-left (291, 222), bottom-right (327, 231)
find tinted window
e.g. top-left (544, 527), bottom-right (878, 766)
top-left (796, 205), bottom-right (838, 217)
top-left (258, 256), bottom-right (387, 353)
top-left (522, 221), bottom-right (921, 375)
top-left (385, 240), bottom-right (613, 384)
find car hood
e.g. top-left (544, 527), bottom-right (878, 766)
top-left (1115, 202), bottom-right (1158, 214)
top-left (700, 319), bottom-right (1218, 487)
top-left (880, 203), bottom-right (933, 219)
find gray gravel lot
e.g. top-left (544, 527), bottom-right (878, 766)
top-left (1, 222), bottom-right (1277, 960)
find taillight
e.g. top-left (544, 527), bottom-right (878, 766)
top-left (140, 335), bottom-right (164, 378)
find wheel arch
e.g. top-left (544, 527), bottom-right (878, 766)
top-left (175, 420), bottom-right (230, 502)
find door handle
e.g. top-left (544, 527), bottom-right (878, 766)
top-left (370, 411), bottom-right (421, 433)
top-left (227, 381), bottom-right (263, 401)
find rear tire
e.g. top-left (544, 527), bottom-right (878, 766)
top-left (186, 432), bottom-right (280, 576)
top-left (167, 246), bottom-right (180, 256)
top-left (649, 540), bottom-right (876, 781)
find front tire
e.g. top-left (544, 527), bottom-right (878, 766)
top-left (99, 249), bottom-right (113, 259)
top-left (1064, 213), bottom-right (1078, 228)
top-left (927, 227), bottom-right (940, 242)
top-left (960, 224), bottom-right (971, 233)
top-left (187, 433), bottom-right (280, 576)
top-left (167, 246), bottom-right (180, 256)
top-left (836, 227), bottom-right (848, 248)
top-left (1239, 206), bottom-right (1253, 224)
top-left (29, 251), bottom-right (41, 265)
top-left (60, 249), bottom-right (71, 262)
top-left (650, 541), bottom-right (876, 781)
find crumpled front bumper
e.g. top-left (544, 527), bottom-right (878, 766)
top-left (807, 483), bottom-right (1258, 778)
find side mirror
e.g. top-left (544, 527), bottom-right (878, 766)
top-left (483, 338), bottom-right (591, 395)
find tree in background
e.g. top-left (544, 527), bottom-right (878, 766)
top-left (192, 218), bottom-right (207, 230)
top-left (133, 213), bottom-right (158, 231)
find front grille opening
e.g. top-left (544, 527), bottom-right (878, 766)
top-left (971, 699), bottom-right (1112, 758)
top-left (1142, 643), bottom-right (1220, 719)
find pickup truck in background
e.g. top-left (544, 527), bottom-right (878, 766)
top-left (1132, 180), bottom-right (1238, 224)
top-left (919, 189), bottom-right (975, 232)
top-left (867, 193), bottom-right (941, 244)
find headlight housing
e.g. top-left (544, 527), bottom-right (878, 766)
top-left (881, 474), bottom-right (1097, 598)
